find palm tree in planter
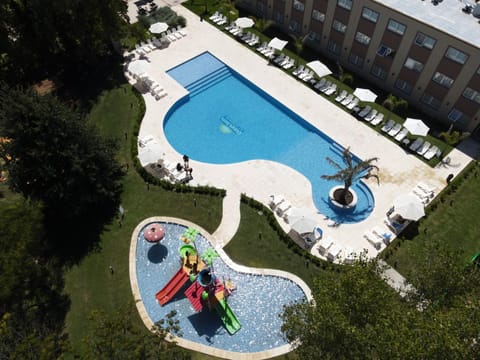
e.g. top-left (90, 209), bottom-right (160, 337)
top-left (321, 147), bottom-right (379, 207)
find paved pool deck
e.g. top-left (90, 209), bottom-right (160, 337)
top-left (125, 1), bottom-right (479, 358)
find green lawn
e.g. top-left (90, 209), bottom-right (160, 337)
top-left (383, 163), bottom-right (480, 276)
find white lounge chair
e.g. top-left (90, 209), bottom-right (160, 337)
top-left (394, 128), bottom-right (409, 142)
top-left (381, 119), bottom-right (395, 132)
top-left (346, 97), bottom-right (359, 110)
top-left (372, 226), bottom-right (393, 245)
top-left (417, 182), bottom-right (435, 195)
top-left (177, 25), bottom-right (187, 37)
top-left (388, 123), bottom-right (402, 137)
top-left (256, 42), bottom-right (267, 52)
top-left (409, 138), bottom-right (424, 152)
top-left (341, 94), bottom-right (354, 106)
top-left (276, 201), bottom-right (291, 216)
top-left (247, 35), bottom-right (259, 46)
top-left (364, 230), bottom-right (382, 249)
top-left (358, 105), bottom-right (372, 118)
top-left (274, 53), bottom-right (285, 64)
top-left (416, 141), bottom-right (431, 156)
top-left (335, 90), bottom-right (347, 102)
top-left (423, 145), bottom-right (440, 160)
top-left (324, 83), bottom-right (337, 96)
top-left (314, 78), bottom-right (326, 91)
top-left (283, 59), bottom-right (295, 70)
top-left (209, 11), bottom-right (220, 21)
top-left (268, 194), bottom-right (285, 209)
top-left (370, 112), bottom-right (384, 126)
top-left (327, 243), bottom-right (342, 262)
top-left (293, 65), bottom-right (304, 77)
top-left (317, 238), bottom-right (333, 255)
top-left (364, 109), bottom-right (378, 122)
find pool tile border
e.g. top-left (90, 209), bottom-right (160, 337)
top-left (129, 216), bottom-right (313, 359)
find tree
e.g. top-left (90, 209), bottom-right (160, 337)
top-left (0, 83), bottom-right (124, 254)
top-left (82, 302), bottom-right (190, 359)
top-left (321, 147), bottom-right (379, 205)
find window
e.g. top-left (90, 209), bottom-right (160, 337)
top-left (293, 0), bottom-right (304, 12)
top-left (445, 47), bottom-right (468, 64)
top-left (308, 31), bottom-right (321, 42)
top-left (387, 19), bottom-right (406, 35)
top-left (432, 72), bottom-right (454, 88)
top-left (332, 20), bottom-right (347, 33)
top-left (337, 0), bottom-right (352, 10)
top-left (448, 109), bottom-right (469, 126)
top-left (420, 93), bottom-right (441, 110)
top-left (348, 53), bottom-right (364, 67)
top-left (327, 40), bottom-right (341, 55)
top-left (463, 87), bottom-right (480, 104)
top-left (395, 79), bottom-right (413, 95)
top-left (377, 44), bottom-right (393, 57)
top-left (404, 57), bottom-right (424, 72)
top-left (355, 31), bottom-right (371, 45)
top-left (362, 7), bottom-right (379, 23)
top-left (273, 11), bottom-right (284, 24)
top-left (371, 64), bottom-right (387, 80)
top-left (312, 9), bottom-right (325, 22)
top-left (415, 32), bottom-right (436, 49)
top-left (289, 20), bottom-right (300, 32)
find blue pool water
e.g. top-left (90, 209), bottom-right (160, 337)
top-left (165, 52), bottom-right (374, 223)
top-left (136, 222), bottom-right (307, 353)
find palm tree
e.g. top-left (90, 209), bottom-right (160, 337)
top-left (321, 147), bottom-right (379, 205)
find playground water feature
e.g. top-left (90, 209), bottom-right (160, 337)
top-left (135, 221), bottom-right (307, 353)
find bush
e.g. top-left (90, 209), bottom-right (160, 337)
top-left (340, 73), bottom-right (354, 87)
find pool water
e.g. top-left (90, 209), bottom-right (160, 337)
top-left (136, 222), bottom-right (307, 353)
top-left (165, 52), bottom-right (374, 223)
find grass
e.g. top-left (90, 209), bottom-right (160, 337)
top-left (383, 162), bottom-right (480, 276)
top-left (64, 84), bottom-right (223, 357)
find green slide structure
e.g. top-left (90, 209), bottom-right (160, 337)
top-left (214, 298), bottom-right (242, 335)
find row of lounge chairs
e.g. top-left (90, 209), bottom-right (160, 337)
top-left (134, 26), bottom-right (187, 56)
top-left (313, 78), bottom-right (337, 96)
top-left (209, 12), bottom-right (228, 25)
top-left (408, 138), bottom-right (441, 160)
top-left (139, 75), bottom-right (168, 100)
top-left (411, 182), bottom-right (436, 204)
top-left (334, 90), bottom-right (360, 110)
top-left (364, 226), bottom-right (394, 250)
top-left (268, 194), bottom-right (292, 216)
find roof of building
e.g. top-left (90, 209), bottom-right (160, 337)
top-left (378, 0), bottom-right (480, 48)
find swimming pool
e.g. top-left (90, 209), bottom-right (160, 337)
top-left (134, 220), bottom-right (307, 354)
top-left (165, 52), bottom-right (374, 223)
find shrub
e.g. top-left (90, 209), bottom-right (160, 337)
top-left (340, 73), bottom-right (354, 87)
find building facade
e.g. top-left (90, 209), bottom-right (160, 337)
top-left (238, 0), bottom-right (480, 133)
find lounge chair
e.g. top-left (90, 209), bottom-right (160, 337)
top-left (283, 59), bottom-right (295, 70)
top-left (341, 94), bottom-right (354, 106)
top-left (293, 65), bottom-right (304, 77)
top-left (364, 230), bottom-right (382, 249)
top-left (268, 194), bottom-right (285, 209)
top-left (423, 145), bottom-right (440, 160)
top-left (388, 123), bottom-right (402, 137)
top-left (274, 53), bottom-right (285, 64)
top-left (172, 28), bottom-right (183, 40)
top-left (370, 112), bottom-right (384, 126)
top-left (317, 238), bottom-right (334, 255)
top-left (280, 56), bottom-right (291, 68)
top-left (394, 128), bottom-right (409, 142)
top-left (247, 35), bottom-right (259, 46)
top-left (335, 90), bottom-right (347, 102)
top-left (319, 80), bottom-right (332, 93)
top-left (256, 42), bottom-right (267, 52)
top-left (314, 78), bottom-right (326, 91)
top-left (364, 109), bottom-right (378, 122)
top-left (276, 200), bottom-right (291, 216)
top-left (302, 70), bottom-right (314, 82)
top-left (409, 138), bottom-right (424, 152)
top-left (372, 226), bottom-right (393, 245)
top-left (324, 83), bottom-right (337, 96)
top-left (417, 182), bottom-right (435, 195)
top-left (217, 15), bottom-right (228, 25)
top-left (342, 248), bottom-right (356, 265)
top-left (346, 97), bottom-right (359, 110)
top-left (177, 25), bottom-right (187, 36)
top-left (166, 30), bottom-right (177, 42)
top-left (327, 243), bottom-right (342, 262)
top-left (358, 105), bottom-right (372, 118)
top-left (209, 11), bottom-right (220, 21)
top-left (381, 119), bottom-right (395, 132)
top-left (416, 141), bottom-right (431, 156)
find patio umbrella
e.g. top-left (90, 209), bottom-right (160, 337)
top-left (291, 217), bottom-right (318, 235)
top-left (235, 17), bottom-right (254, 28)
top-left (143, 223), bottom-right (165, 243)
top-left (149, 22), bottom-right (168, 34)
top-left (306, 60), bottom-right (332, 78)
top-left (393, 194), bottom-right (425, 221)
top-left (285, 207), bottom-right (318, 224)
top-left (403, 118), bottom-right (430, 136)
top-left (127, 59), bottom-right (150, 77)
top-left (353, 88), bottom-right (378, 102)
top-left (268, 37), bottom-right (288, 51)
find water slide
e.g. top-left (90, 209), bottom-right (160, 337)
top-left (155, 268), bottom-right (188, 306)
top-left (214, 299), bottom-right (242, 335)
top-left (184, 281), bottom-right (205, 312)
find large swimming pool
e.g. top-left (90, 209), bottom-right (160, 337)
top-left (135, 220), bottom-right (307, 353)
top-left (165, 52), bottom-right (374, 223)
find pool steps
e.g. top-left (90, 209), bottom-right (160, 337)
top-left (186, 66), bottom-right (231, 97)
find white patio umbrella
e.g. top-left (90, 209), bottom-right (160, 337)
top-left (149, 22), bottom-right (168, 34)
top-left (353, 88), bottom-right (378, 102)
top-left (268, 37), bottom-right (288, 51)
top-left (291, 217), bottom-right (318, 235)
top-left (403, 118), bottom-right (430, 136)
top-left (235, 17), bottom-right (254, 28)
top-left (393, 194), bottom-right (425, 221)
top-left (306, 60), bottom-right (332, 78)
top-left (127, 59), bottom-right (150, 77)
top-left (284, 207), bottom-right (318, 224)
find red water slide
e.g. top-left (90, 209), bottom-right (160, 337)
top-left (155, 268), bottom-right (189, 306)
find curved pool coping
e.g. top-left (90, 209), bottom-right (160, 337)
top-left (129, 216), bottom-right (314, 359)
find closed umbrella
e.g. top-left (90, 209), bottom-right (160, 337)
top-left (393, 194), bottom-right (425, 221)
top-left (306, 60), bottom-right (332, 78)
top-left (235, 17), bottom-right (254, 28)
top-left (353, 88), bottom-right (378, 102)
top-left (403, 118), bottom-right (430, 136)
top-left (149, 22), bottom-right (168, 34)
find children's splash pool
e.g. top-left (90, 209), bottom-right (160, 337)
top-left (132, 219), bottom-right (308, 354)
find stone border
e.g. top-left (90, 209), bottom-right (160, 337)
top-left (129, 216), bottom-right (313, 359)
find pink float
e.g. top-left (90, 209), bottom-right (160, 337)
top-left (144, 223), bottom-right (165, 243)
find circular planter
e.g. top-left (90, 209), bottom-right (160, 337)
top-left (328, 186), bottom-right (358, 211)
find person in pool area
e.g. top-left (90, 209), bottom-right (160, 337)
top-left (176, 162), bottom-right (183, 172)
top-left (183, 154), bottom-right (189, 168)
